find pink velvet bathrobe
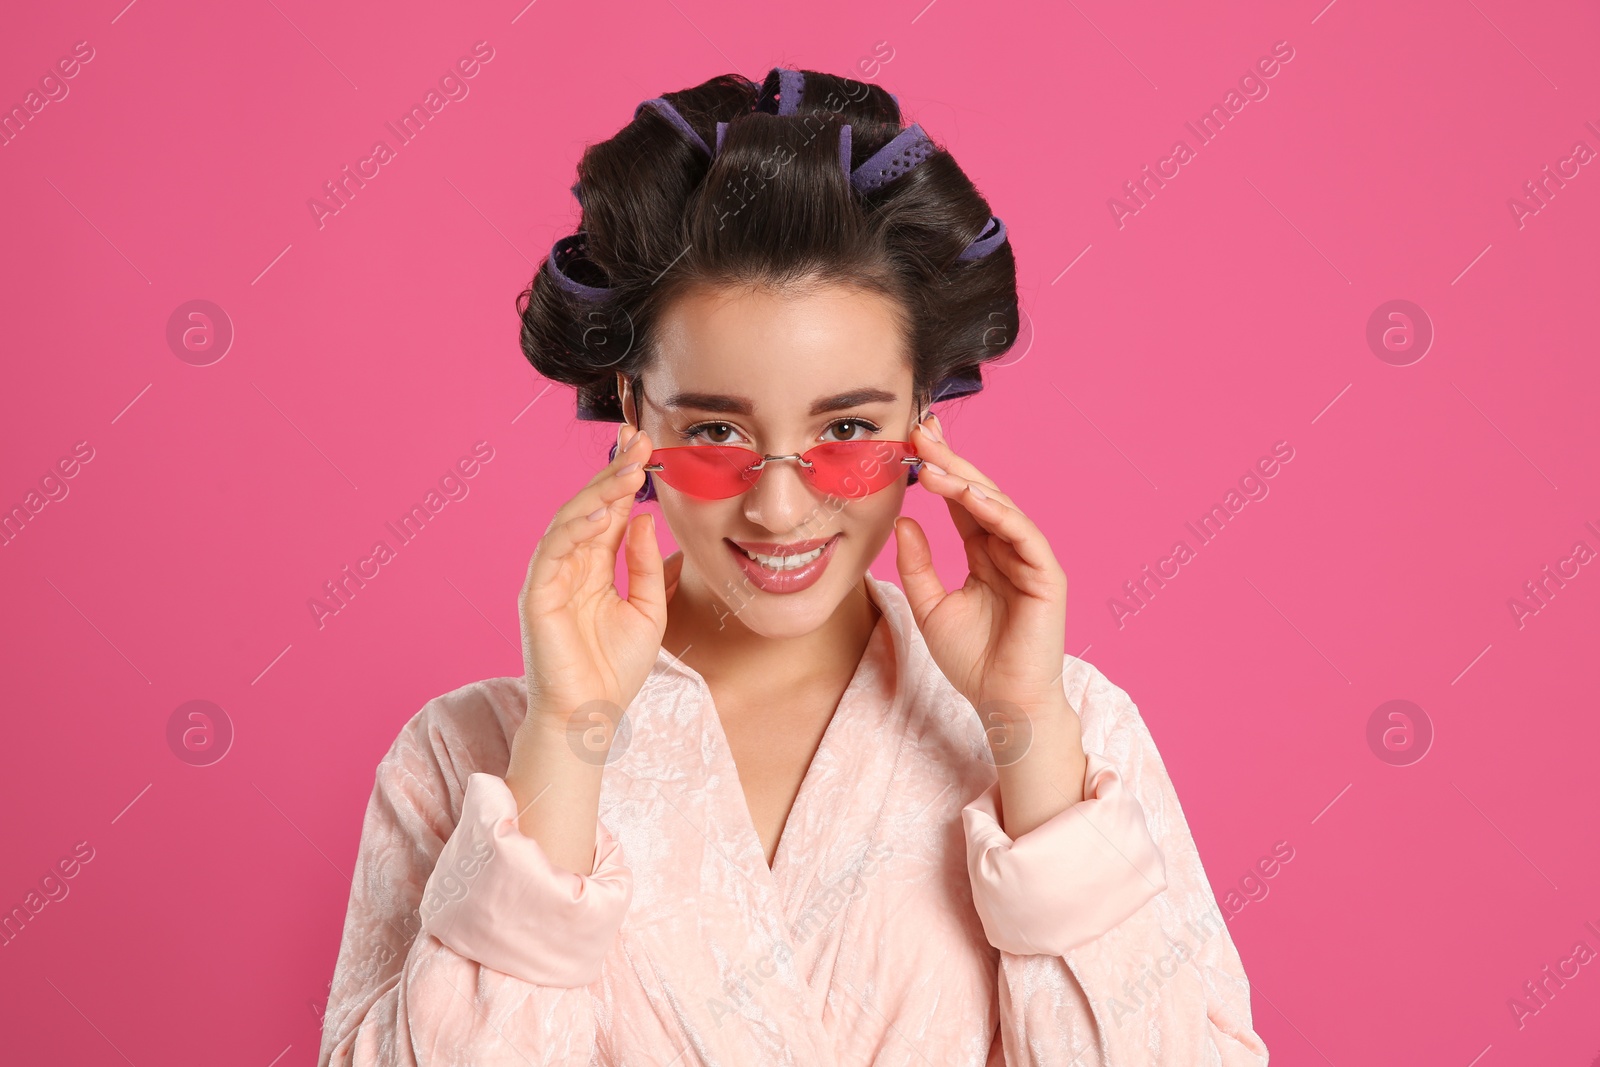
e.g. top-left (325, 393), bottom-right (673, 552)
top-left (318, 574), bottom-right (1269, 1066)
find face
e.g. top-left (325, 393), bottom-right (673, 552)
top-left (620, 280), bottom-right (923, 640)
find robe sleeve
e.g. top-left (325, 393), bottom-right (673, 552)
top-left (960, 661), bottom-right (1269, 1066)
top-left (317, 695), bottom-right (633, 1067)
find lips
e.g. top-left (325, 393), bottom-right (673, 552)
top-left (725, 534), bottom-right (841, 594)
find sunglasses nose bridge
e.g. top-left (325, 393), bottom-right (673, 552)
top-left (749, 452), bottom-right (814, 471)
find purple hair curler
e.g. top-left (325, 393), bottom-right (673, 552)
top-left (634, 96), bottom-right (712, 156)
top-left (547, 233), bottom-right (612, 301)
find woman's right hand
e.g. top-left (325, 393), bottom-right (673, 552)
top-left (517, 422), bottom-right (673, 737)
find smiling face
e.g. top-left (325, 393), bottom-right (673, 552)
top-left (622, 279), bottom-right (923, 640)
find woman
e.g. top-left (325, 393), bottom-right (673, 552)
top-left (318, 67), bottom-right (1269, 1066)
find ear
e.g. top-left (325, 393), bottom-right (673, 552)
top-left (616, 372), bottom-right (637, 428)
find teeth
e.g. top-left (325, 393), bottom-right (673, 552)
top-left (741, 543), bottom-right (825, 569)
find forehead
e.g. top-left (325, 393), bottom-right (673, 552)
top-left (647, 281), bottom-right (912, 406)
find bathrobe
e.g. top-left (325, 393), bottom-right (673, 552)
top-left (318, 573), bottom-right (1269, 1066)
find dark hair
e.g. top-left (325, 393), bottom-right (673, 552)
top-left (517, 67), bottom-right (1019, 428)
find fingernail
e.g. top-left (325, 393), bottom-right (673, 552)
top-left (616, 461), bottom-right (641, 476)
top-left (922, 461), bottom-right (946, 476)
top-left (967, 483), bottom-right (987, 500)
top-left (920, 418), bottom-right (942, 443)
top-left (624, 430), bottom-right (642, 451)
top-left (587, 506), bottom-right (606, 521)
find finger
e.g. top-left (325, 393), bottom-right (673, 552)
top-left (911, 421), bottom-right (1010, 505)
top-left (913, 454), bottom-right (988, 544)
top-left (549, 426), bottom-right (654, 529)
top-left (892, 516), bottom-right (948, 627)
top-left (623, 512), bottom-right (668, 626)
top-left (524, 504), bottom-right (616, 599)
top-left (528, 433), bottom-right (653, 594)
top-left (662, 549), bottom-right (684, 603)
top-left (954, 484), bottom-right (1061, 576)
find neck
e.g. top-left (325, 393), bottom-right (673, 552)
top-left (662, 564), bottom-right (882, 696)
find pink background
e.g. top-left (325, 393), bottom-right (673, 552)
top-left (3, 0), bottom-right (1597, 1063)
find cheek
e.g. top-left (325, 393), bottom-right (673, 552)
top-left (835, 485), bottom-right (907, 537)
top-left (657, 494), bottom-right (736, 548)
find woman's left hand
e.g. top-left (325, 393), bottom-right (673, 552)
top-left (893, 414), bottom-right (1088, 828)
top-left (894, 414), bottom-right (1071, 717)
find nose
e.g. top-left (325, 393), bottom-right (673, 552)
top-left (742, 455), bottom-right (832, 536)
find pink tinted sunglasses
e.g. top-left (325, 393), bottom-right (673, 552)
top-left (630, 377), bottom-right (924, 501)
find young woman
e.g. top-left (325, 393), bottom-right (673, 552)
top-left (318, 68), bottom-right (1269, 1066)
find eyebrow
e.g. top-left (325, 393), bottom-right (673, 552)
top-left (660, 388), bottom-right (900, 417)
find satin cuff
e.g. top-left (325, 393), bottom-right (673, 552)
top-left (418, 771), bottom-right (632, 987)
top-left (961, 752), bottom-right (1167, 956)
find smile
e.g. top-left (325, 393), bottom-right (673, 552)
top-left (724, 534), bottom-right (842, 594)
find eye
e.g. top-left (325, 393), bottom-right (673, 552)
top-left (822, 418), bottom-right (881, 443)
top-left (680, 421), bottom-right (748, 446)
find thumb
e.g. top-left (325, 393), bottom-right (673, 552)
top-left (893, 516), bottom-right (945, 627)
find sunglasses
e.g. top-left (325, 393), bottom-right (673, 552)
top-left (628, 377), bottom-right (924, 501)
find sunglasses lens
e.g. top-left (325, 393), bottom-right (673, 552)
top-left (646, 441), bottom-right (916, 500)
top-left (647, 446), bottom-right (760, 499)
top-left (804, 441), bottom-right (916, 498)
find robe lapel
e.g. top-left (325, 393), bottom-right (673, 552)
top-left (599, 642), bottom-right (839, 1065)
top-left (595, 575), bottom-right (939, 1066)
